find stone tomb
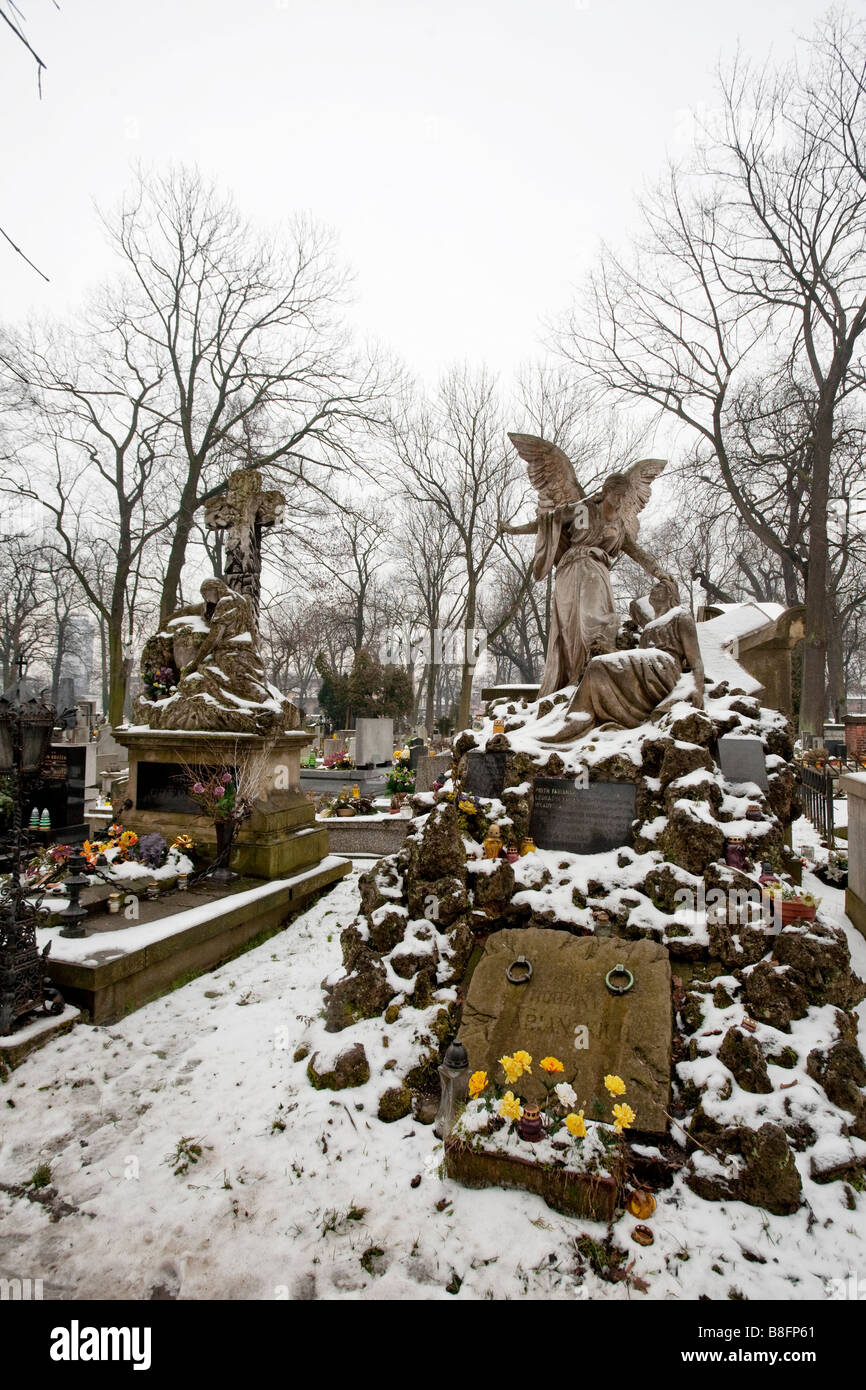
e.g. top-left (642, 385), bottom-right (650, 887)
top-left (717, 734), bottom-right (769, 792)
top-left (28, 744), bottom-right (88, 842)
top-left (354, 717), bottom-right (394, 768)
top-left (463, 749), bottom-right (507, 798)
top-left (529, 777), bottom-right (636, 854)
top-left (113, 728), bottom-right (331, 879)
top-left (459, 928), bottom-right (671, 1133)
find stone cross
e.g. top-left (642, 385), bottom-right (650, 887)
top-left (203, 469), bottom-right (285, 615)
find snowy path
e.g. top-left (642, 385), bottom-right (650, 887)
top-left (1, 858), bottom-right (864, 1301)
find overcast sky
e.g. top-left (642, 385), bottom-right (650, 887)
top-left (2, 0), bottom-right (837, 388)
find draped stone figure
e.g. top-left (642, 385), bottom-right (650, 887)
top-left (136, 579), bottom-right (299, 735)
top-left (540, 577), bottom-right (705, 743)
top-left (502, 435), bottom-right (674, 695)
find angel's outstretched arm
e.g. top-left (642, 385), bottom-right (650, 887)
top-left (500, 519), bottom-right (539, 536)
top-left (679, 617), bottom-right (705, 706)
top-left (622, 534), bottom-right (673, 583)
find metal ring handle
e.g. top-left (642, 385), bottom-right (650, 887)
top-left (605, 963), bottom-right (634, 995)
top-left (506, 955), bottom-right (533, 985)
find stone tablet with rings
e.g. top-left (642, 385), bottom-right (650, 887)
top-left (458, 927), bottom-right (671, 1133)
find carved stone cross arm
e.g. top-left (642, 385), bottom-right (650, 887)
top-left (202, 469), bottom-right (286, 613)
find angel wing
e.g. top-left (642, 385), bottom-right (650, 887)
top-left (508, 433), bottom-right (584, 506)
top-left (619, 457), bottom-right (667, 539)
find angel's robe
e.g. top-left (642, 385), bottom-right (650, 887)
top-left (534, 498), bottom-right (626, 696)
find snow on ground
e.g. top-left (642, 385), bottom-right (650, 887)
top-left (1, 857), bottom-right (865, 1301)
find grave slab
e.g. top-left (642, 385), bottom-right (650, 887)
top-left (529, 778), bottom-right (636, 853)
top-left (717, 734), bottom-right (769, 791)
top-left (415, 752), bottom-right (451, 793)
top-left (408, 743), bottom-right (428, 770)
top-left (354, 717), bottom-right (394, 767)
top-left (458, 928), bottom-right (671, 1133)
top-left (463, 749), bottom-right (507, 798)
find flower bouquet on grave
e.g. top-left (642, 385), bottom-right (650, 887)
top-left (323, 750), bottom-right (354, 771)
top-left (761, 881), bottom-right (820, 926)
top-left (180, 745), bottom-right (273, 883)
top-left (142, 663), bottom-right (178, 701)
top-left (330, 788), bottom-right (375, 817)
top-left (450, 1051), bottom-right (636, 1216)
top-left (137, 833), bottom-right (168, 870)
top-left (463, 1050), bottom-right (635, 1152)
top-left (814, 849), bottom-right (848, 890)
top-left (385, 761), bottom-right (415, 795)
top-left (184, 770), bottom-right (247, 882)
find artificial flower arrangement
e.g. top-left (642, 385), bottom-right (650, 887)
top-left (452, 791), bottom-right (495, 844)
top-left (184, 770), bottom-right (254, 826)
top-left (815, 849), bottom-right (848, 887)
top-left (453, 1049), bottom-right (636, 1174)
top-left (761, 883), bottom-right (820, 905)
top-left (170, 833), bottom-right (197, 857)
top-left (79, 828), bottom-right (140, 866)
top-left (324, 788), bottom-right (376, 816)
top-left (323, 750), bottom-right (354, 771)
top-left (142, 663), bottom-right (177, 701)
top-left (385, 761), bottom-right (415, 795)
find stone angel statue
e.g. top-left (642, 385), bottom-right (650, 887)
top-left (502, 433), bottom-right (674, 695)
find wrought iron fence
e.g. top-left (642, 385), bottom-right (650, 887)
top-left (797, 765), bottom-right (837, 847)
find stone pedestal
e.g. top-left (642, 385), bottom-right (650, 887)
top-left (113, 727), bottom-right (329, 879)
top-left (842, 773), bottom-right (866, 940)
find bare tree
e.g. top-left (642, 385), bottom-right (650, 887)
top-left (0, 321), bottom-right (169, 723)
top-left (0, 531), bottom-right (47, 685)
top-left (392, 367), bottom-right (526, 728)
top-left (102, 166), bottom-right (395, 625)
top-left (560, 15), bottom-right (866, 736)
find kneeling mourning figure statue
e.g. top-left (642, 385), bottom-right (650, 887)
top-left (136, 578), bottom-right (299, 736)
top-left (541, 576), bottom-right (705, 742)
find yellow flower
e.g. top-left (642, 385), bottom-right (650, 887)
top-left (612, 1102), bottom-right (636, 1133)
top-left (565, 1111), bottom-right (586, 1138)
top-left (499, 1054), bottom-right (522, 1084)
top-left (512, 1050), bottom-right (532, 1074)
top-left (458, 800), bottom-right (477, 814)
top-left (604, 1074), bottom-right (626, 1096)
top-left (468, 1070), bottom-right (488, 1099)
top-left (540, 1056), bottom-right (564, 1074)
top-left (499, 1091), bottom-right (523, 1122)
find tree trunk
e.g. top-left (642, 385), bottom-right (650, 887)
top-left (107, 625), bottom-right (127, 728)
top-left (799, 416), bottom-right (832, 739)
top-left (457, 580), bottom-right (478, 731)
top-left (159, 474), bottom-right (202, 625)
top-left (825, 594), bottom-right (846, 724)
top-left (425, 660), bottom-right (441, 736)
top-left (99, 620), bottom-right (109, 715)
